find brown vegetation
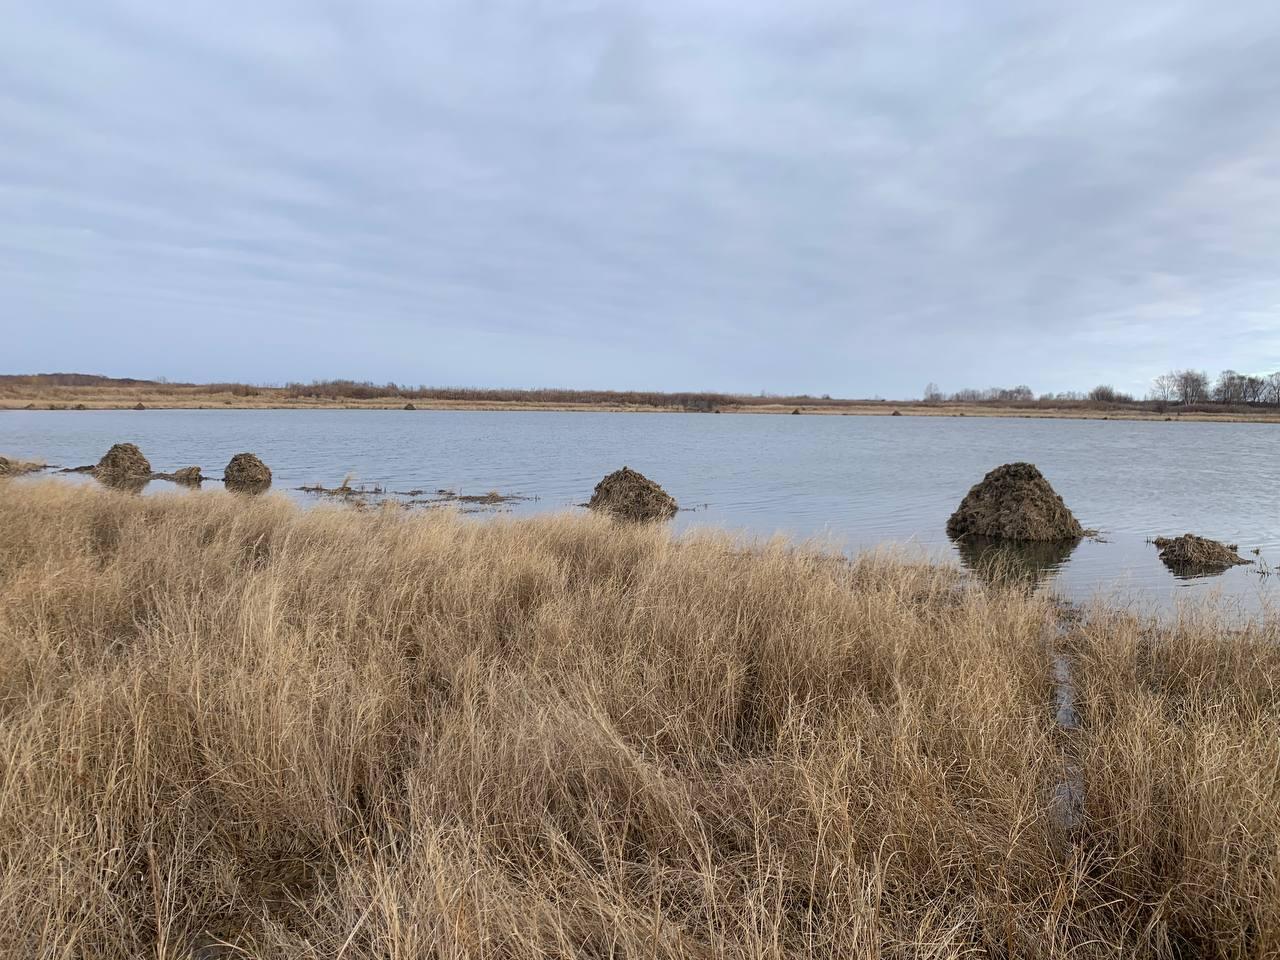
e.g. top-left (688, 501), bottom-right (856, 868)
top-left (94, 442), bottom-right (151, 480)
top-left (0, 374), bottom-right (739, 413)
top-left (223, 452), bottom-right (272, 492)
top-left (6, 373), bottom-right (1280, 420)
top-left (0, 454), bottom-right (43, 477)
top-left (947, 462), bottom-right (1086, 542)
top-left (163, 466), bottom-right (204, 485)
top-left (1152, 534), bottom-right (1250, 572)
top-left (588, 466), bottom-right (678, 522)
top-left (298, 482), bottom-right (527, 513)
top-left (0, 483), bottom-right (1277, 957)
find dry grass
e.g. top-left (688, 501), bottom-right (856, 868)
top-left (0, 482), bottom-right (1276, 958)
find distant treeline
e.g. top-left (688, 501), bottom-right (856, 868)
top-left (924, 368), bottom-right (1280, 409)
top-left (2, 374), bottom-right (854, 411)
top-left (277, 381), bottom-right (739, 411)
top-left (8, 370), bottom-right (1280, 411)
top-left (274, 381), bottom-right (916, 411)
top-left (0, 373), bottom-right (156, 387)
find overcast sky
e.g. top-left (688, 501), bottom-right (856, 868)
top-left (4, 1), bottom-right (1280, 397)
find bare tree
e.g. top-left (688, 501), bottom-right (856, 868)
top-left (946, 385), bottom-right (1036, 403)
top-left (923, 382), bottom-right (943, 404)
top-left (1243, 375), bottom-right (1266, 403)
top-left (1265, 373), bottom-right (1280, 405)
top-left (1174, 369), bottom-right (1209, 405)
top-left (1088, 385), bottom-right (1133, 403)
top-left (1213, 370), bottom-right (1244, 403)
top-left (1150, 373), bottom-right (1176, 403)
top-left (994, 385), bottom-right (1034, 402)
top-left (1211, 370), bottom-right (1267, 405)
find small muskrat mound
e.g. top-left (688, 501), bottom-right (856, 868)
top-left (94, 443), bottom-right (151, 480)
top-left (0, 455), bottom-right (43, 478)
top-left (947, 462), bottom-right (1084, 542)
top-left (588, 466), bottom-right (677, 522)
top-left (170, 466), bottom-right (203, 485)
top-left (224, 452), bottom-right (272, 492)
top-left (133, 402), bottom-right (146, 410)
top-left (1153, 534), bottom-right (1249, 571)
top-left (403, 402), bottom-right (416, 410)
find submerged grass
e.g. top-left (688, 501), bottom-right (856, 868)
top-left (0, 481), bottom-right (1277, 958)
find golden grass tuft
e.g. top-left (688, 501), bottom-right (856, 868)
top-left (0, 481), bottom-right (1276, 958)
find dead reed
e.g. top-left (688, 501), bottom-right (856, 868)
top-left (0, 481), bottom-right (1275, 958)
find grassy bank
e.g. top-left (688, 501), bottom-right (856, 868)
top-left (1, 482), bottom-right (1277, 957)
top-left (5, 377), bottom-right (1280, 422)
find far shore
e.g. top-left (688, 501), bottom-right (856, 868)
top-left (4, 389), bottom-right (1280, 423)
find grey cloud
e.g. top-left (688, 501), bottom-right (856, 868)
top-left (3, 1), bottom-right (1280, 395)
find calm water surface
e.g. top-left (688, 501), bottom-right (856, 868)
top-left (4, 409), bottom-right (1278, 615)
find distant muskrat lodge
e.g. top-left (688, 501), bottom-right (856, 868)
top-left (588, 467), bottom-right (678, 522)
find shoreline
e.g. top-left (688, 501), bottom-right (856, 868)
top-left (4, 393), bottom-right (1279, 423)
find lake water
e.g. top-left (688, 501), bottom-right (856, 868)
top-left (4, 409), bottom-right (1278, 615)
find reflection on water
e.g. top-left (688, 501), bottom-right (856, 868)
top-left (1159, 558), bottom-right (1243, 581)
top-left (87, 468), bottom-right (269, 495)
top-left (953, 535), bottom-right (1081, 588)
top-left (224, 480), bottom-right (272, 496)
top-left (94, 474), bottom-right (149, 494)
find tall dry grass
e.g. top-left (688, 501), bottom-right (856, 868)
top-left (0, 481), bottom-right (1276, 958)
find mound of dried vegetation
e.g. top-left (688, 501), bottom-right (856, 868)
top-left (1153, 533), bottom-right (1250, 571)
top-left (948, 461), bottom-right (1085, 541)
top-left (588, 465), bottom-right (678, 521)
top-left (0, 481), bottom-right (1277, 958)
top-left (93, 442), bottom-right (151, 480)
top-left (223, 452), bottom-right (272, 492)
top-left (0, 455), bottom-right (42, 478)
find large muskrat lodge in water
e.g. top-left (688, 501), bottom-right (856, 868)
top-left (588, 466), bottom-right (678, 522)
top-left (947, 462), bottom-right (1084, 542)
top-left (94, 443), bottom-right (151, 480)
top-left (1153, 534), bottom-right (1249, 570)
top-left (223, 453), bottom-right (272, 492)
